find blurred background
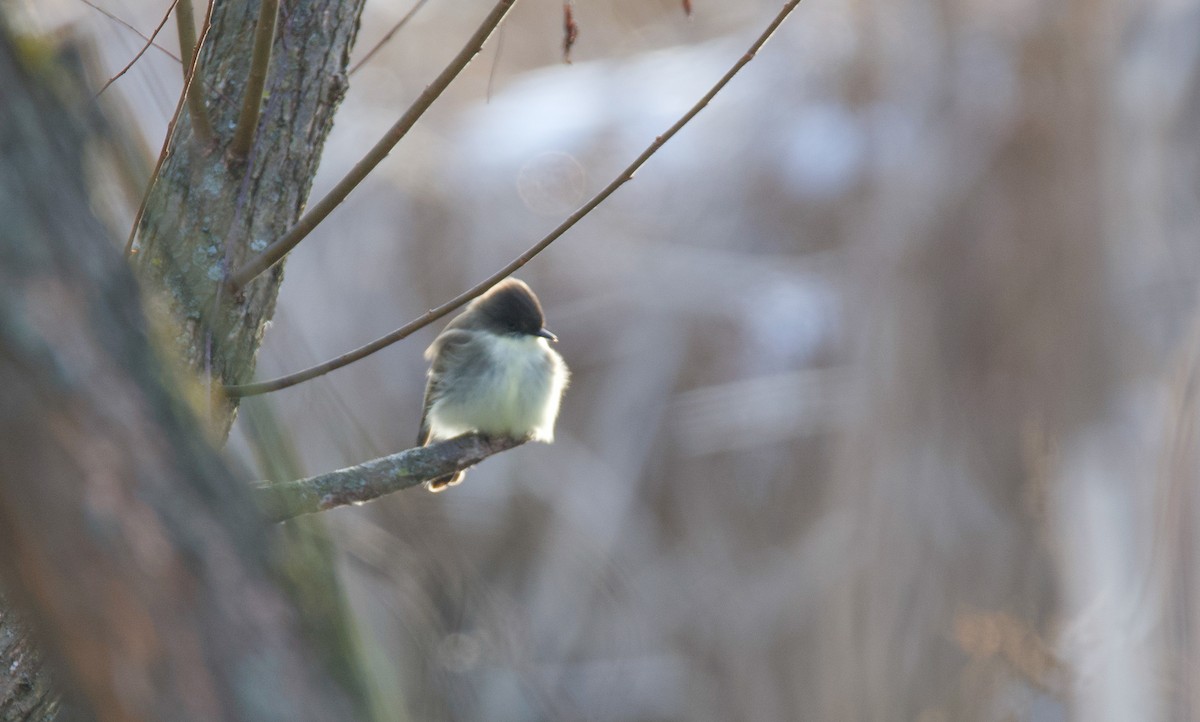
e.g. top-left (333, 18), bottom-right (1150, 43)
top-left (15, 0), bottom-right (1200, 718)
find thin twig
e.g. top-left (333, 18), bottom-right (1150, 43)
top-left (95, 0), bottom-right (180, 97)
top-left (125, 0), bottom-right (215, 256)
top-left (81, 0), bottom-right (181, 62)
top-left (175, 0), bottom-right (214, 144)
top-left (229, 0), bottom-right (279, 159)
top-left (226, 0), bottom-right (519, 291)
top-left (486, 21), bottom-right (505, 102)
top-left (348, 0), bottom-right (431, 76)
top-left (224, 0), bottom-right (804, 398)
top-left (562, 1), bottom-right (578, 64)
top-left (255, 434), bottom-right (525, 521)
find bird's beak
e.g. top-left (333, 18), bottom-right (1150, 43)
top-left (535, 328), bottom-right (558, 343)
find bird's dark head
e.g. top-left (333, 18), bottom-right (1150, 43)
top-left (473, 278), bottom-right (557, 341)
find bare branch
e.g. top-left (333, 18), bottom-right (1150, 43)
top-left (223, 0), bottom-right (805, 397)
top-left (125, 0), bottom-right (214, 255)
top-left (255, 434), bottom-right (525, 522)
top-left (175, 0), bottom-right (214, 144)
top-left (79, 0), bottom-right (181, 62)
top-left (226, 0), bottom-right (519, 291)
top-left (228, 0), bottom-right (278, 159)
top-left (94, 0), bottom-right (179, 97)
top-left (348, 0), bottom-right (431, 76)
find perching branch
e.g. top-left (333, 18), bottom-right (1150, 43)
top-left (223, 0), bottom-right (805, 398)
top-left (348, 0), bottom-right (430, 75)
top-left (255, 434), bottom-right (525, 522)
top-left (228, 0), bottom-right (278, 159)
top-left (95, 0), bottom-right (179, 96)
top-left (175, 0), bottom-right (214, 144)
top-left (226, 0), bottom-right (519, 291)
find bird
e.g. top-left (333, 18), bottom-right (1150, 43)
top-left (417, 278), bottom-right (569, 491)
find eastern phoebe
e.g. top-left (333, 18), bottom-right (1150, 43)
top-left (417, 278), bottom-right (569, 491)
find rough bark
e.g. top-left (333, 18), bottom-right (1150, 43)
top-left (134, 0), bottom-right (365, 436)
top-left (0, 21), bottom-right (359, 722)
top-left (0, 599), bottom-right (58, 721)
top-left (257, 434), bottom-right (526, 522)
top-left (128, 1), bottom-right (376, 716)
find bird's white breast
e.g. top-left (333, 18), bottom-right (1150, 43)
top-left (428, 334), bottom-right (568, 442)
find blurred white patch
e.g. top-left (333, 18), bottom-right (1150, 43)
top-left (743, 275), bottom-right (841, 367)
top-left (778, 103), bottom-right (865, 199)
top-left (1053, 423), bottom-right (1163, 722)
top-left (458, 39), bottom-right (744, 169)
top-left (461, 63), bottom-right (611, 166)
top-left (516, 151), bottom-right (588, 217)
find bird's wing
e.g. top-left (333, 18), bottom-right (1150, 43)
top-left (416, 376), bottom-right (436, 446)
top-left (416, 329), bottom-right (476, 446)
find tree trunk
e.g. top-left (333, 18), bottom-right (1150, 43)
top-left (134, 0), bottom-right (366, 437)
top-left (0, 3), bottom-right (366, 720)
top-left (0, 598), bottom-right (58, 721)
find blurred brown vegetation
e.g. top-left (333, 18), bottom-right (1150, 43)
top-left (15, 0), bottom-right (1200, 719)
